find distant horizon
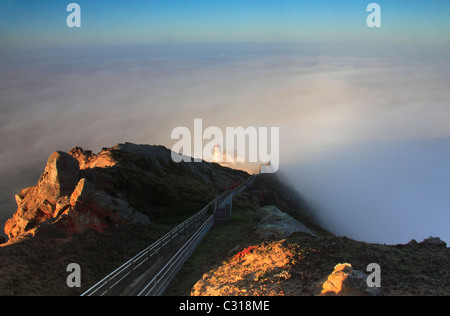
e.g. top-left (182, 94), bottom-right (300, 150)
top-left (1, 0), bottom-right (450, 48)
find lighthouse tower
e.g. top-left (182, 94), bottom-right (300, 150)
top-left (212, 143), bottom-right (223, 162)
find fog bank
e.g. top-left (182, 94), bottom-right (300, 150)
top-left (285, 138), bottom-right (450, 244)
top-left (1, 43), bottom-right (449, 243)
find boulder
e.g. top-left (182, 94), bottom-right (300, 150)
top-left (50, 177), bottom-right (150, 234)
top-left (419, 237), bottom-right (447, 248)
top-left (70, 178), bottom-right (96, 206)
top-left (5, 185), bottom-right (55, 239)
top-left (320, 263), bottom-right (380, 296)
top-left (5, 152), bottom-right (79, 239)
top-left (37, 151), bottom-right (80, 204)
top-left (254, 205), bottom-right (316, 240)
top-left (407, 239), bottom-right (419, 247)
top-left (48, 178), bottom-right (151, 235)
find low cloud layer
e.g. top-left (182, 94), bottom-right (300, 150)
top-left (1, 43), bottom-right (449, 243)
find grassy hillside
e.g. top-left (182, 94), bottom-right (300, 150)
top-left (164, 188), bottom-right (450, 296)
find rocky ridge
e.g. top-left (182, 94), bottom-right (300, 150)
top-left (1, 142), bottom-right (448, 296)
top-left (4, 150), bottom-right (150, 242)
top-left (3, 142), bottom-right (249, 244)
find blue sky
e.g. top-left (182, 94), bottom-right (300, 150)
top-left (1, 0), bottom-right (449, 47)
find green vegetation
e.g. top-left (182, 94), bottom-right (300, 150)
top-left (164, 194), bottom-right (262, 296)
top-left (98, 151), bottom-right (220, 225)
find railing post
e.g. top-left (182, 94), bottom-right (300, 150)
top-left (230, 195), bottom-right (233, 217)
top-left (214, 196), bottom-right (217, 213)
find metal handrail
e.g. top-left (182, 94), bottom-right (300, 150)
top-left (81, 174), bottom-right (254, 296)
top-left (138, 213), bottom-right (215, 296)
top-left (81, 199), bottom-right (215, 296)
top-left (139, 175), bottom-right (255, 296)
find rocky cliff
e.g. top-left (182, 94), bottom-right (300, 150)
top-left (4, 151), bottom-right (149, 241)
top-left (3, 142), bottom-right (249, 243)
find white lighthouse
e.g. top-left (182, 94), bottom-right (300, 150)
top-left (212, 143), bottom-right (223, 162)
